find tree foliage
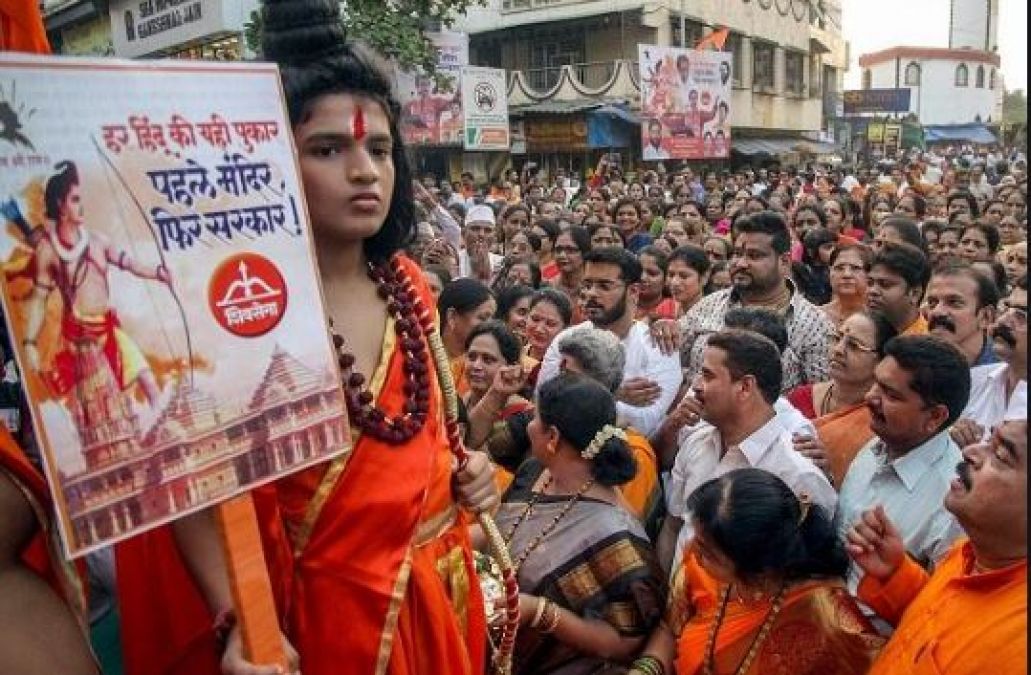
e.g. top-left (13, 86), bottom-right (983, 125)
top-left (1003, 89), bottom-right (1027, 127)
top-left (244, 0), bottom-right (485, 87)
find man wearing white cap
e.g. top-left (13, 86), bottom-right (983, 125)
top-left (458, 204), bottom-right (503, 282)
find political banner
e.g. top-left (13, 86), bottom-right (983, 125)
top-left (638, 44), bottom-right (732, 160)
top-left (461, 66), bottom-right (510, 151)
top-left (0, 55), bottom-right (349, 558)
top-left (396, 31), bottom-right (468, 146)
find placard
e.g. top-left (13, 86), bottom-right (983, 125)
top-left (461, 66), bottom-right (509, 151)
top-left (396, 31), bottom-right (468, 146)
top-left (0, 55), bottom-right (348, 558)
top-left (638, 44), bottom-right (732, 160)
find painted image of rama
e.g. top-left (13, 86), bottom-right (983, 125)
top-left (7, 160), bottom-right (171, 408)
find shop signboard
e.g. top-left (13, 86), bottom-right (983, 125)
top-left (843, 88), bottom-right (912, 114)
top-left (0, 55), bottom-right (349, 558)
top-left (638, 44), bottom-right (732, 160)
top-left (524, 116), bottom-right (588, 153)
top-left (460, 66), bottom-right (510, 151)
top-left (110, 0), bottom-right (258, 58)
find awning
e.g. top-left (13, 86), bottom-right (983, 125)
top-left (511, 99), bottom-right (636, 121)
top-left (923, 124), bottom-right (998, 145)
top-left (732, 137), bottom-right (840, 156)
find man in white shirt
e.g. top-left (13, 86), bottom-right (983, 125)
top-left (837, 336), bottom-right (970, 613)
top-left (457, 204), bottom-right (503, 281)
top-left (537, 248), bottom-right (682, 439)
top-left (658, 330), bottom-right (836, 575)
top-left (952, 277), bottom-right (1028, 446)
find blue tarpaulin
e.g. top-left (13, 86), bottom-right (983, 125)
top-left (923, 124), bottom-right (998, 145)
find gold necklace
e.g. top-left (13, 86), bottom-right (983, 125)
top-left (503, 474), bottom-right (595, 573)
top-left (703, 584), bottom-right (786, 675)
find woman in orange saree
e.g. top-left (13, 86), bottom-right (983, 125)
top-left (121, 3), bottom-right (497, 674)
top-left (630, 469), bottom-right (883, 675)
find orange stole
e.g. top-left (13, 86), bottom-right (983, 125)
top-left (672, 552), bottom-right (882, 675)
top-left (813, 403), bottom-right (874, 488)
top-left (262, 255), bottom-right (486, 675)
top-left (622, 428), bottom-right (659, 520)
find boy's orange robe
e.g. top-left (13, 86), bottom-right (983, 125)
top-left (116, 255), bottom-right (486, 675)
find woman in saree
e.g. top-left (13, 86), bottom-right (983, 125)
top-left (786, 310), bottom-right (896, 487)
top-left (630, 469), bottom-right (883, 675)
top-left (492, 373), bottom-right (664, 675)
top-left (820, 244), bottom-right (872, 328)
top-left (121, 2), bottom-right (500, 674)
top-left (463, 321), bottom-right (533, 492)
top-left (439, 277), bottom-right (497, 396)
top-left (524, 288), bottom-right (574, 384)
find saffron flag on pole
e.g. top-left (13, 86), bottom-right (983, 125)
top-left (695, 27), bottom-right (729, 52)
top-left (0, 0), bottom-right (51, 54)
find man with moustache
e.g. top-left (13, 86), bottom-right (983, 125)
top-left (537, 247), bottom-right (681, 437)
top-left (923, 262), bottom-right (999, 366)
top-left (866, 243), bottom-right (931, 335)
top-left (951, 275), bottom-right (1027, 447)
top-left (847, 419), bottom-right (1027, 674)
top-left (836, 336), bottom-right (969, 627)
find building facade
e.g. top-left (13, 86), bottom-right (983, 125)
top-left (858, 47), bottom-right (1002, 126)
top-left (857, 0), bottom-right (1004, 127)
top-left (457, 0), bottom-right (849, 169)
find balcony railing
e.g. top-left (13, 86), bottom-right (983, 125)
top-left (524, 61), bottom-right (618, 92)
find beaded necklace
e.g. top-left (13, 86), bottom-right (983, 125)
top-left (702, 584), bottom-right (786, 675)
top-left (503, 474), bottom-right (595, 573)
top-left (330, 258), bottom-right (432, 444)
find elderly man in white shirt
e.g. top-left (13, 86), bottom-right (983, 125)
top-left (836, 336), bottom-right (971, 628)
top-left (537, 248), bottom-right (681, 439)
top-left (952, 278), bottom-right (1028, 446)
top-left (658, 330), bottom-right (836, 575)
top-left (457, 204), bottom-right (503, 281)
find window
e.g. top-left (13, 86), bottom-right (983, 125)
top-left (955, 63), bottom-right (969, 87)
top-left (785, 51), bottom-right (805, 95)
top-left (753, 41), bottom-right (775, 90)
top-left (990, 68), bottom-right (997, 89)
top-left (862, 69), bottom-right (872, 89)
top-left (671, 18), bottom-right (706, 48)
top-left (904, 62), bottom-right (921, 86)
top-left (976, 65), bottom-right (985, 88)
top-left (724, 32), bottom-right (743, 87)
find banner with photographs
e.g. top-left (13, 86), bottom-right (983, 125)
top-left (638, 45), bottom-right (732, 160)
top-left (0, 55), bottom-right (349, 558)
top-left (396, 31), bottom-right (469, 146)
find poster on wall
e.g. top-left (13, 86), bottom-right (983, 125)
top-left (638, 44), bottom-right (732, 160)
top-left (396, 31), bottom-right (469, 146)
top-left (461, 66), bottom-right (510, 151)
top-left (0, 55), bottom-right (349, 558)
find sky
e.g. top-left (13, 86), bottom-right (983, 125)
top-left (842, 0), bottom-right (1027, 92)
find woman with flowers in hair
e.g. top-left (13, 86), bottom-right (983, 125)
top-left (492, 373), bottom-right (663, 674)
top-left (116, 1), bottom-right (498, 674)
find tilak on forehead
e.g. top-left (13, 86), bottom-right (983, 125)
top-left (351, 103), bottom-right (366, 141)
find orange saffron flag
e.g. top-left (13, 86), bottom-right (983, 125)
top-left (0, 0), bottom-right (52, 54)
top-left (695, 27), bottom-right (729, 52)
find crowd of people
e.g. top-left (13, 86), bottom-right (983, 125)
top-left (0, 1), bottom-right (1027, 674)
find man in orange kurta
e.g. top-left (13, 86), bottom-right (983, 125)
top-left (848, 420), bottom-right (1027, 675)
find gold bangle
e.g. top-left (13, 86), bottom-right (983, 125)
top-left (539, 600), bottom-right (561, 634)
top-left (530, 596), bottom-right (547, 628)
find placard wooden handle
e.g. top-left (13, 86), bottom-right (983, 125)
top-left (215, 493), bottom-right (287, 667)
